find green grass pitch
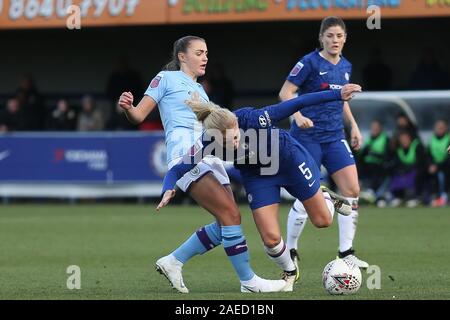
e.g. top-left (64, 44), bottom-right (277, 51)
top-left (1, 204), bottom-right (449, 300)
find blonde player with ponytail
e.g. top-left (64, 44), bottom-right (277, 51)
top-left (158, 84), bottom-right (361, 291)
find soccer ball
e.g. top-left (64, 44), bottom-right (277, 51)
top-left (322, 258), bottom-right (362, 295)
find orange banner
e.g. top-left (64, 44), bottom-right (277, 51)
top-left (0, 0), bottom-right (167, 29)
top-left (0, 0), bottom-right (449, 29)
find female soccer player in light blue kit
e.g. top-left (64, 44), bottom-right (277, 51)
top-left (279, 17), bottom-right (369, 274)
top-left (119, 36), bottom-right (286, 293)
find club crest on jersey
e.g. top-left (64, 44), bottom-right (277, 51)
top-left (259, 115), bottom-right (267, 128)
top-left (289, 62), bottom-right (304, 77)
top-left (150, 76), bottom-right (162, 88)
top-left (345, 72), bottom-right (350, 81)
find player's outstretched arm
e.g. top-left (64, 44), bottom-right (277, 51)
top-left (255, 84), bottom-right (360, 126)
top-left (119, 93), bottom-right (157, 124)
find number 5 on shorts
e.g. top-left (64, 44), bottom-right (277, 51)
top-left (299, 162), bottom-right (312, 180)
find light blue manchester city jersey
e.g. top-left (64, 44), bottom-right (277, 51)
top-left (145, 70), bottom-right (209, 164)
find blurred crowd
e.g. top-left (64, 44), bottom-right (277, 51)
top-left (355, 115), bottom-right (449, 208)
top-left (0, 58), bottom-right (234, 133)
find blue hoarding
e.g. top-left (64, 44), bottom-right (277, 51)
top-left (0, 132), bottom-right (167, 183)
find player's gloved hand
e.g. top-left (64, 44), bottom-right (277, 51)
top-left (119, 92), bottom-right (134, 110)
top-left (294, 114), bottom-right (314, 129)
top-left (350, 125), bottom-right (363, 150)
top-left (341, 84), bottom-right (362, 101)
top-left (156, 189), bottom-right (176, 211)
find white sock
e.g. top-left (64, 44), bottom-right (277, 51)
top-left (240, 274), bottom-right (261, 286)
top-left (264, 238), bottom-right (296, 272)
top-left (322, 192), bottom-right (335, 219)
top-left (286, 199), bottom-right (308, 250)
top-left (338, 197), bottom-right (359, 253)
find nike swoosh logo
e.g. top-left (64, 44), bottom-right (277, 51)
top-left (0, 150), bottom-right (10, 161)
top-left (319, 72), bottom-right (328, 75)
top-left (308, 180), bottom-right (316, 187)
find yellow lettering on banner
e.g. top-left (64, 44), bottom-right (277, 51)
top-left (208, 0), bottom-right (221, 12)
top-left (427, 0), bottom-right (450, 6)
top-left (183, 0), bottom-right (268, 14)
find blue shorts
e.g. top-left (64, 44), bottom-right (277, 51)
top-left (242, 143), bottom-right (321, 210)
top-left (300, 139), bottom-right (355, 175)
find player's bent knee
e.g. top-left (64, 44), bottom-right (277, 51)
top-left (341, 184), bottom-right (360, 198)
top-left (262, 233), bottom-right (281, 248)
top-left (310, 214), bottom-right (332, 228)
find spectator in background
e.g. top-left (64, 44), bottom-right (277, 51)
top-left (200, 62), bottom-right (234, 110)
top-left (0, 98), bottom-right (25, 132)
top-left (105, 100), bottom-right (137, 131)
top-left (357, 120), bottom-right (392, 206)
top-left (16, 75), bottom-right (45, 130)
top-left (427, 120), bottom-right (449, 207)
top-left (396, 113), bottom-right (418, 137)
top-left (391, 112), bottom-right (420, 151)
top-left (388, 130), bottom-right (427, 207)
top-left (362, 48), bottom-right (393, 91)
top-left (77, 95), bottom-right (104, 131)
top-left (409, 48), bottom-right (449, 90)
top-left (106, 56), bottom-right (144, 114)
top-left (46, 99), bottom-right (77, 131)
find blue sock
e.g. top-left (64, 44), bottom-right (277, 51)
top-left (221, 225), bottom-right (255, 281)
top-left (172, 221), bottom-right (221, 264)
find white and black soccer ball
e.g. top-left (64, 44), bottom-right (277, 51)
top-left (322, 258), bottom-right (362, 295)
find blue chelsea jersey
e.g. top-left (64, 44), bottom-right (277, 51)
top-left (287, 49), bottom-right (352, 143)
top-left (145, 70), bottom-right (209, 164)
top-left (161, 89), bottom-right (342, 194)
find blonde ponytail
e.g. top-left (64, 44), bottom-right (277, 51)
top-left (185, 97), bottom-right (236, 133)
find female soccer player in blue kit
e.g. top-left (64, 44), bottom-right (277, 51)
top-left (157, 84), bottom-right (361, 292)
top-left (119, 36), bottom-right (287, 294)
top-left (279, 17), bottom-right (369, 272)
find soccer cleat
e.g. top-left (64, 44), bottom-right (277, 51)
top-left (289, 249), bottom-right (301, 282)
top-left (338, 248), bottom-right (369, 269)
top-left (240, 275), bottom-right (288, 293)
top-left (155, 255), bottom-right (189, 293)
top-left (281, 269), bottom-right (298, 292)
top-left (321, 186), bottom-right (352, 216)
